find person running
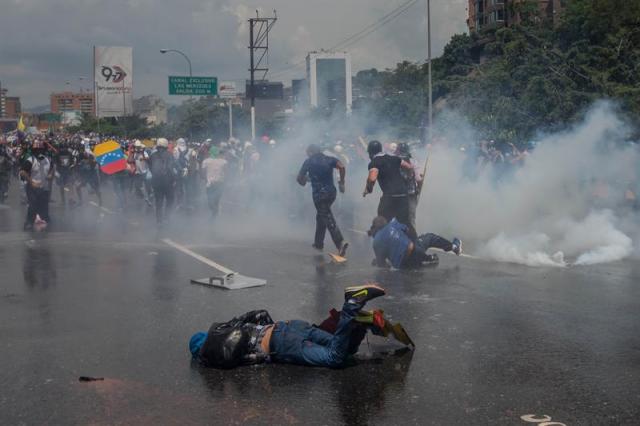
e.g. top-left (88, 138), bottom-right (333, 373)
top-left (367, 216), bottom-right (462, 269)
top-left (363, 140), bottom-right (416, 239)
top-left (201, 147), bottom-right (227, 218)
top-left (188, 284), bottom-right (413, 369)
top-left (297, 144), bottom-right (348, 256)
top-left (149, 138), bottom-right (176, 224)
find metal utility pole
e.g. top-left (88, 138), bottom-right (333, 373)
top-left (0, 80), bottom-right (4, 118)
top-left (248, 10), bottom-right (277, 140)
top-left (228, 101), bottom-right (233, 139)
top-left (426, 0), bottom-right (432, 145)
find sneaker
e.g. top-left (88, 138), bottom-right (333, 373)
top-left (452, 238), bottom-right (462, 256)
top-left (338, 241), bottom-right (349, 257)
top-left (344, 283), bottom-right (386, 305)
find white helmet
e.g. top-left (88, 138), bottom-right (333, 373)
top-left (334, 145), bottom-right (344, 154)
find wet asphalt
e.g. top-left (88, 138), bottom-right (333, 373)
top-left (1, 185), bottom-right (639, 426)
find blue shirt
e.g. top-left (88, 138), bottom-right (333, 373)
top-left (372, 218), bottom-right (412, 268)
top-left (298, 153), bottom-right (338, 197)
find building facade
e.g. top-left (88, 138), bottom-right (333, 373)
top-left (306, 52), bottom-right (352, 114)
top-left (50, 91), bottom-right (95, 116)
top-left (467, 0), bottom-right (563, 33)
top-left (0, 83), bottom-right (22, 119)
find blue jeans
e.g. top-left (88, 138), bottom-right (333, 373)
top-left (270, 301), bottom-right (362, 368)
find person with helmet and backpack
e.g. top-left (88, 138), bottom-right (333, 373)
top-left (188, 283), bottom-right (414, 369)
top-left (363, 140), bottom-right (416, 239)
top-left (149, 138), bottom-right (176, 224)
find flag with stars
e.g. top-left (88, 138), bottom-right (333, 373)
top-left (93, 140), bottom-right (127, 175)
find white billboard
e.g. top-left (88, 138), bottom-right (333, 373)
top-left (218, 81), bottom-right (237, 99)
top-left (94, 46), bottom-right (133, 117)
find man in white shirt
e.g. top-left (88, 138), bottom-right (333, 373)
top-left (201, 148), bottom-right (228, 218)
top-left (20, 141), bottom-right (54, 230)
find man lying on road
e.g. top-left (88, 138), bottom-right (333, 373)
top-left (189, 284), bottom-right (413, 369)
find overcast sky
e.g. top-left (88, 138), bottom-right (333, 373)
top-left (0, 0), bottom-right (468, 108)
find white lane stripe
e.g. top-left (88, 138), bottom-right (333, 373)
top-left (89, 201), bottom-right (115, 215)
top-left (348, 228), bottom-right (369, 236)
top-left (162, 238), bottom-right (235, 275)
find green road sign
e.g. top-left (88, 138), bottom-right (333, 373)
top-left (168, 76), bottom-right (217, 96)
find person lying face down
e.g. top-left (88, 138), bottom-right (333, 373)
top-left (367, 216), bottom-right (462, 269)
top-left (188, 284), bottom-right (414, 369)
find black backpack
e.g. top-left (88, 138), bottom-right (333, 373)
top-left (150, 151), bottom-right (174, 179)
top-left (198, 310), bottom-right (274, 369)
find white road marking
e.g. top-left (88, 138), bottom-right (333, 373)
top-left (348, 228), bottom-right (368, 236)
top-left (162, 238), bottom-right (235, 275)
top-left (520, 414), bottom-right (566, 426)
top-left (89, 201), bottom-right (115, 215)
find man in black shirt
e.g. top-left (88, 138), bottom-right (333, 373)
top-left (363, 140), bottom-right (416, 238)
top-left (297, 144), bottom-right (348, 256)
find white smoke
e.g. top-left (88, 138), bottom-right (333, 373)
top-left (417, 102), bottom-right (638, 267)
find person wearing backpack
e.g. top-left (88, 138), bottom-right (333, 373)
top-left (149, 138), bottom-right (176, 224)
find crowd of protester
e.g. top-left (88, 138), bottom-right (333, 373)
top-left (0, 128), bottom-right (636, 232)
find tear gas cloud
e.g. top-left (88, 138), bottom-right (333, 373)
top-left (417, 102), bottom-right (638, 266)
top-left (217, 101), bottom-right (637, 267)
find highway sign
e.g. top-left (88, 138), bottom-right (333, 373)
top-left (168, 76), bottom-right (217, 96)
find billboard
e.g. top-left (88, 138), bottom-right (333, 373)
top-left (218, 81), bottom-right (237, 99)
top-left (245, 80), bottom-right (283, 100)
top-left (94, 46), bottom-right (133, 117)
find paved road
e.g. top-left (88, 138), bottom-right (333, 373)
top-left (1, 188), bottom-right (639, 425)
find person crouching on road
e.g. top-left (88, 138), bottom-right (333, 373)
top-left (368, 216), bottom-right (462, 269)
top-left (297, 144), bottom-right (349, 257)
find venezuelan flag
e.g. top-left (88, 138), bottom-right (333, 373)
top-left (93, 140), bottom-right (127, 175)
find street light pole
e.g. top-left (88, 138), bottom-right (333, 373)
top-left (160, 49), bottom-right (193, 104)
top-left (160, 49), bottom-right (192, 78)
top-left (426, 0), bottom-right (432, 146)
